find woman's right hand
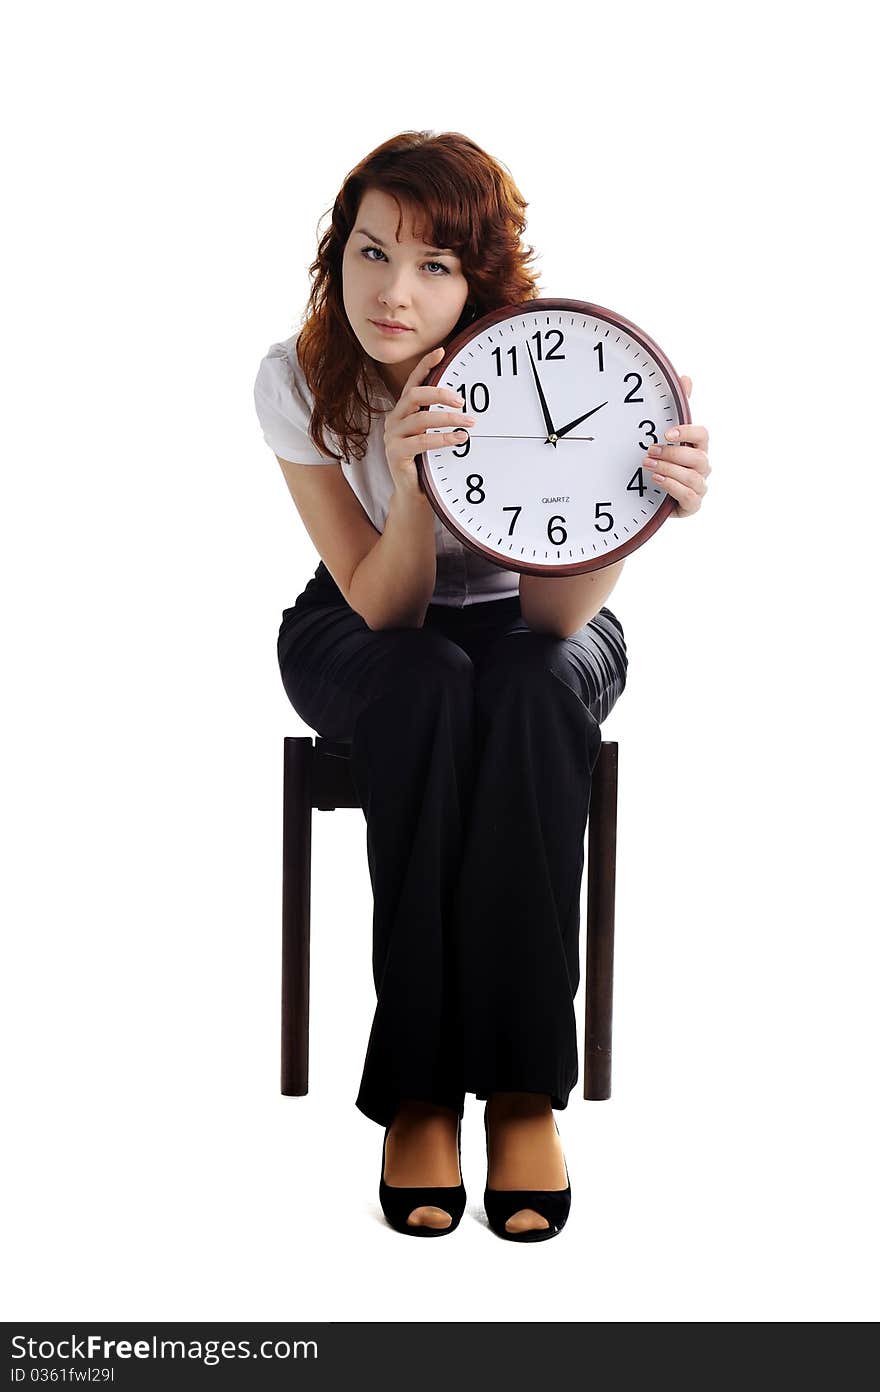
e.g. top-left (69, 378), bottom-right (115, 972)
top-left (384, 345), bottom-right (476, 494)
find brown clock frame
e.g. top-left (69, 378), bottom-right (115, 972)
top-left (415, 296), bottom-right (691, 577)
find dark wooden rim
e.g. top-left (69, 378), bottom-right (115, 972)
top-left (415, 297), bottom-right (691, 576)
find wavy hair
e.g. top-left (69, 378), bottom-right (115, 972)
top-left (292, 130), bottom-right (543, 463)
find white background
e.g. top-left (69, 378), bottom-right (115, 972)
top-left (3, 0), bottom-right (877, 1323)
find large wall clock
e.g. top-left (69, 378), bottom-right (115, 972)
top-left (416, 297), bottom-right (691, 575)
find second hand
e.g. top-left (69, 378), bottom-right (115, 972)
top-left (443, 433), bottom-right (596, 441)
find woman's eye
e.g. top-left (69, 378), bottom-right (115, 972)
top-left (360, 246), bottom-right (449, 275)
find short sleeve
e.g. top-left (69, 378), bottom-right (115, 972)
top-left (253, 343), bottom-right (335, 465)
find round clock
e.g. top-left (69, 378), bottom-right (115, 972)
top-left (416, 297), bottom-right (691, 576)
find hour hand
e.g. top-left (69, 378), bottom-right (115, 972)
top-left (554, 401), bottom-right (608, 440)
top-left (525, 341), bottom-right (557, 439)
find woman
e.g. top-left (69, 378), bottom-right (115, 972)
top-left (253, 130), bottom-right (711, 1242)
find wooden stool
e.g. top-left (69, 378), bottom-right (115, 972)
top-left (281, 736), bottom-right (619, 1101)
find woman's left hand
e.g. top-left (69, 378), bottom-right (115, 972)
top-left (645, 375), bottom-right (710, 519)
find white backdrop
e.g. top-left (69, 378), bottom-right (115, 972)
top-left (3, 0), bottom-right (876, 1323)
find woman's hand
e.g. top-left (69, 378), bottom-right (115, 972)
top-left (645, 375), bottom-right (711, 519)
top-left (384, 346), bottom-right (476, 495)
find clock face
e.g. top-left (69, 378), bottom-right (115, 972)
top-left (417, 297), bottom-right (689, 575)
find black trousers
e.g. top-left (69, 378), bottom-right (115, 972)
top-left (277, 561), bottom-right (629, 1129)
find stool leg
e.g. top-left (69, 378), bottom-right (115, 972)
top-left (281, 738), bottom-right (312, 1096)
top-left (584, 741), bottom-right (618, 1100)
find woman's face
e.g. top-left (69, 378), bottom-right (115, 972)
top-left (342, 187), bottom-right (469, 402)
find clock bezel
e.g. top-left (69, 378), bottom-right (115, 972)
top-left (415, 296), bottom-right (691, 576)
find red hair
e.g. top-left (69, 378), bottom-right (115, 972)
top-left (292, 130), bottom-right (543, 463)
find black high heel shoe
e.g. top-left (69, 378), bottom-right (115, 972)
top-left (379, 1113), bottom-right (466, 1237)
top-left (483, 1101), bottom-right (571, 1242)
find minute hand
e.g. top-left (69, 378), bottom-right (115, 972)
top-left (554, 401), bottom-right (608, 440)
top-left (525, 341), bottom-right (557, 438)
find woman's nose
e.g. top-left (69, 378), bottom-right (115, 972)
top-left (379, 273), bottom-right (416, 303)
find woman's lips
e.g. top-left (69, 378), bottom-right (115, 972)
top-left (370, 320), bottom-right (413, 334)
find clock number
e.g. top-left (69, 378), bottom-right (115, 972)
top-left (623, 372), bottom-right (644, 404)
top-left (626, 467), bottom-right (648, 498)
top-left (530, 329), bottom-right (565, 361)
top-left (594, 341), bottom-right (604, 372)
top-left (451, 433), bottom-right (470, 458)
top-left (457, 382), bottom-right (491, 413)
top-left (638, 420), bottom-right (659, 447)
top-left (491, 345), bottom-right (518, 376)
top-left (502, 505), bottom-right (521, 536)
top-left (547, 515), bottom-right (568, 545)
top-left (594, 502), bottom-right (614, 533)
top-left (465, 474), bottom-right (485, 504)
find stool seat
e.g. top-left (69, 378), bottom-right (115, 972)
top-left (315, 736), bottom-right (353, 755)
top-left (281, 735), bottom-right (619, 1102)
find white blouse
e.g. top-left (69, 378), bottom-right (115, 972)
top-left (253, 330), bottom-right (519, 607)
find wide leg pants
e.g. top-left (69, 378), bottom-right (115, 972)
top-left (277, 561), bottom-right (629, 1129)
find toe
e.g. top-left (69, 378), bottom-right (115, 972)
top-left (407, 1206), bottom-right (452, 1229)
top-left (505, 1208), bottom-right (550, 1234)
